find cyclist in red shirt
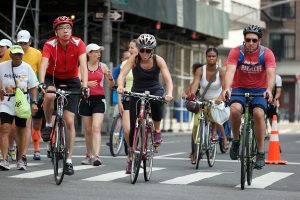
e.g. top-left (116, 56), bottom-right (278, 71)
top-left (39, 16), bottom-right (89, 175)
top-left (222, 25), bottom-right (276, 169)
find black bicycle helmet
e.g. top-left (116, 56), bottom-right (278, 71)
top-left (185, 100), bottom-right (200, 114)
top-left (243, 25), bottom-right (262, 38)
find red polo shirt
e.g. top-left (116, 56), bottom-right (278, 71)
top-left (42, 36), bottom-right (86, 79)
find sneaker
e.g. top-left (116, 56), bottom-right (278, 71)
top-left (154, 131), bottom-right (162, 146)
top-left (81, 156), bottom-right (91, 165)
top-left (33, 151), bottom-right (41, 160)
top-left (0, 159), bottom-right (10, 170)
top-left (64, 162), bottom-right (74, 175)
top-left (229, 140), bottom-right (240, 160)
top-left (16, 159), bottom-right (26, 170)
top-left (8, 148), bottom-right (17, 161)
top-left (125, 160), bottom-right (132, 174)
top-left (22, 155), bottom-right (27, 166)
top-left (254, 152), bottom-right (265, 170)
top-left (41, 126), bottom-right (52, 142)
top-left (92, 156), bottom-right (102, 166)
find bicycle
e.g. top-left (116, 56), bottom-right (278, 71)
top-left (196, 100), bottom-right (217, 169)
top-left (229, 92), bottom-right (263, 190)
top-left (122, 90), bottom-right (165, 184)
top-left (46, 86), bottom-right (82, 185)
top-left (108, 113), bottom-right (128, 157)
top-left (188, 98), bottom-right (217, 169)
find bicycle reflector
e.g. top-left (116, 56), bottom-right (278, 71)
top-left (185, 100), bottom-right (200, 114)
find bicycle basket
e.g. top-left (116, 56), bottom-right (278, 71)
top-left (185, 100), bottom-right (200, 114)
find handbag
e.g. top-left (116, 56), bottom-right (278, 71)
top-left (11, 66), bottom-right (31, 119)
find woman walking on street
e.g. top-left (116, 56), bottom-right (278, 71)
top-left (79, 43), bottom-right (114, 166)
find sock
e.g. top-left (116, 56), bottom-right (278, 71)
top-left (46, 123), bottom-right (52, 127)
top-left (66, 159), bottom-right (72, 164)
top-left (32, 129), bottom-right (41, 152)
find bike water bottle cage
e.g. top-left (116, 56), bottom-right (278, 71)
top-left (237, 45), bottom-right (266, 69)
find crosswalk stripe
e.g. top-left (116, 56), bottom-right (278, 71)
top-left (9, 165), bottom-right (98, 178)
top-left (235, 172), bottom-right (293, 189)
top-left (9, 162), bottom-right (45, 169)
top-left (83, 167), bottom-right (165, 181)
top-left (160, 172), bottom-right (222, 185)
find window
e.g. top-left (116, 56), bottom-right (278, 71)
top-left (270, 1), bottom-right (295, 19)
top-left (269, 33), bottom-right (295, 60)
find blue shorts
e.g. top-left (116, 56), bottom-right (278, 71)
top-left (230, 88), bottom-right (267, 112)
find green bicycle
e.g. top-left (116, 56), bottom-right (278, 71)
top-left (230, 93), bottom-right (264, 190)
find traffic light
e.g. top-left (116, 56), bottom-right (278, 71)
top-left (191, 32), bottom-right (197, 39)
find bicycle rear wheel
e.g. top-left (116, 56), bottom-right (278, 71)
top-left (206, 122), bottom-right (217, 167)
top-left (247, 129), bottom-right (257, 185)
top-left (143, 122), bottom-right (154, 181)
top-left (109, 114), bottom-right (124, 157)
top-left (52, 119), bottom-right (67, 185)
top-left (130, 121), bottom-right (144, 184)
top-left (240, 124), bottom-right (247, 190)
top-left (195, 119), bottom-right (204, 170)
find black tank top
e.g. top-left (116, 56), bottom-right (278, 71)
top-left (131, 54), bottom-right (162, 93)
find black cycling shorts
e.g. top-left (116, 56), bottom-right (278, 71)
top-left (44, 74), bottom-right (81, 114)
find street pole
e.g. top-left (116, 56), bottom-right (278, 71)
top-left (102, 0), bottom-right (113, 133)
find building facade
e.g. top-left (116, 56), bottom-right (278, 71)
top-left (261, 0), bottom-right (300, 122)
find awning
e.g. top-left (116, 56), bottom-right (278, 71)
top-left (112, 0), bottom-right (229, 39)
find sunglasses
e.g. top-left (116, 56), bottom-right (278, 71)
top-left (139, 49), bottom-right (152, 53)
top-left (245, 38), bottom-right (258, 43)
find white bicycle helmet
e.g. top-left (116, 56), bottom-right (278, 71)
top-left (137, 33), bottom-right (157, 49)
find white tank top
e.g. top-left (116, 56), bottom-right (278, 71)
top-left (199, 65), bottom-right (222, 100)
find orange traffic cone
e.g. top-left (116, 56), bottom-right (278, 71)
top-left (265, 115), bottom-right (288, 165)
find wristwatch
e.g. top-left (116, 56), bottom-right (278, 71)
top-left (31, 99), bottom-right (38, 105)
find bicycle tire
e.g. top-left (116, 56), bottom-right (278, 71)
top-left (143, 122), bottom-right (154, 181)
top-left (240, 124), bottom-right (247, 190)
top-left (52, 119), bottom-right (67, 185)
top-left (247, 129), bottom-right (257, 185)
top-left (195, 119), bottom-right (204, 170)
top-left (130, 121), bottom-right (144, 184)
top-left (109, 114), bottom-right (124, 157)
top-left (206, 122), bottom-right (217, 167)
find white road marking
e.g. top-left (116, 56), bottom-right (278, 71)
top-left (83, 167), bottom-right (165, 181)
top-left (236, 172), bottom-right (293, 189)
top-left (161, 172), bottom-right (222, 185)
top-left (9, 162), bottom-right (44, 169)
top-left (155, 152), bottom-right (187, 158)
top-left (9, 165), bottom-right (98, 178)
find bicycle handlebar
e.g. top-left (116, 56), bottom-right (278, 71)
top-left (46, 89), bottom-right (82, 96)
top-left (230, 93), bottom-right (265, 97)
top-left (123, 91), bottom-right (166, 103)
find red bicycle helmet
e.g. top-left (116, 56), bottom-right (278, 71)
top-left (53, 16), bottom-right (73, 30)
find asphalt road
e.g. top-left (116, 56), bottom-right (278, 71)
top-left (0, 131), bottom-right (300, 200)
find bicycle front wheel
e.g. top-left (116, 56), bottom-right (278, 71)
top-left (247, 130), bottom-right (257, 185)
top-left (195, 119), bottom-right (204, 170)
top-left (240, 124), bottom-right (247, 190)
top-left (130, 121), bottom-right (144, 184)
top-left (206, 122), bottom-right (217, 167)
top-left (52, 119), bottom-right (67, 185)
top-left (143, 122), bottom-right (154, 181)
top-left (109, 114), bottom-right (124, 157)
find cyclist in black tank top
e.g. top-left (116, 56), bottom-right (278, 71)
top-left (117, 34), bottom-right (173, 174)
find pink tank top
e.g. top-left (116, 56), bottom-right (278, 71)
top-left (88, 64), bottom-right (105, 96)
